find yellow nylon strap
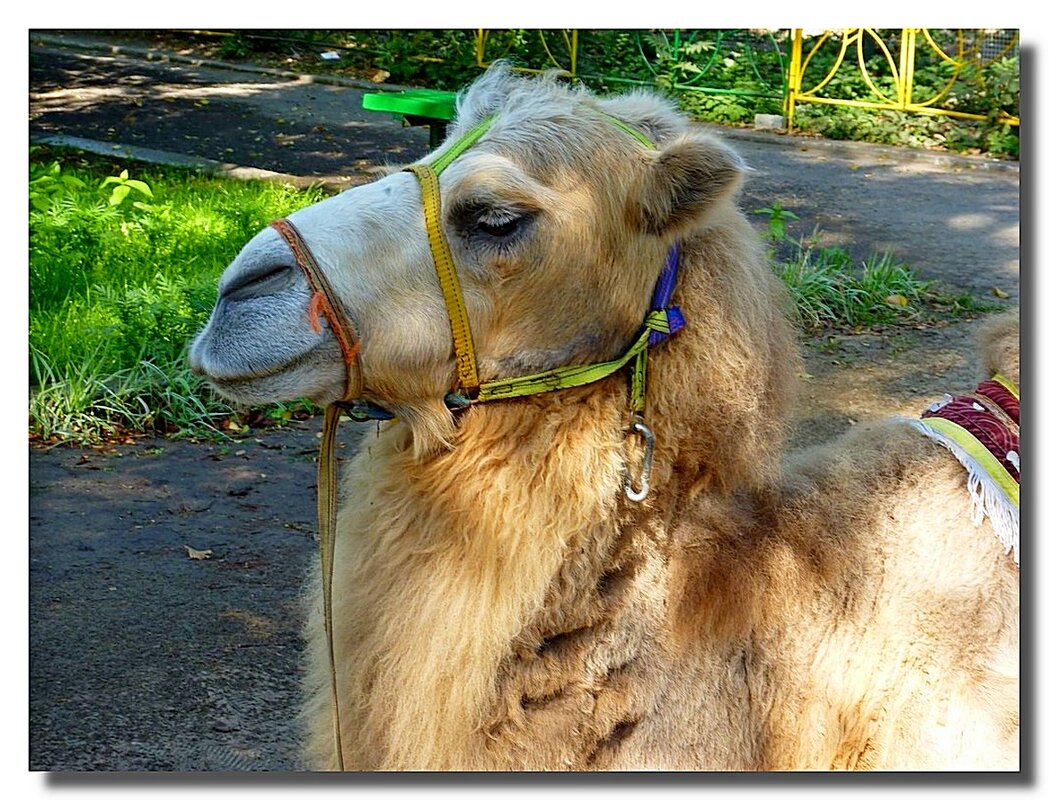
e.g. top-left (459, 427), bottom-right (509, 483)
top-left (402, 111), bottom-right (660, 402)
top-left (404, 163), bottom-right (480, 393)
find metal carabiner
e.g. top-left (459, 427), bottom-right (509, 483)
top-left (623, 418), bottom-right (656, 502)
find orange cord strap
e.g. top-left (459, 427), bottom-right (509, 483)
top-left (307, 291), bottom-right (324, 333)
top-left (271, 218), bottom-right (363, 401)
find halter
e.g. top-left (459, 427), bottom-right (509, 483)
top-left (268, 109), bottom-right (685, 769)
top-left (359, 113), bottom-right (681, 420)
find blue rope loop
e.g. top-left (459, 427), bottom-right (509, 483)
top-left (647, 242), bottom-right (685, 346)
top-left (648, 306), bottom-right (686, 346)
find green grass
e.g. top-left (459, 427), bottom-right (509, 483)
top-left (758, 206), bottom-right (1004, 333)
top-left (29, 147), bottom-right (327, 445)
top-left (775, 244), bottom-right (930, 331)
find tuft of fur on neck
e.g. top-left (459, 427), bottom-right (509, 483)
top-left (304, 383), bottom-right (631, 769)
top-left (643, 209), bottom-right (800, 493)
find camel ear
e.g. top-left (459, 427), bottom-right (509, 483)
top-left (634, 133), bottom-right (746, 237)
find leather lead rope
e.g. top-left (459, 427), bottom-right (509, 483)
top-left (270, 218), bottom-right (360, 770)
top-left (317, 404), bottom-right (345, 770)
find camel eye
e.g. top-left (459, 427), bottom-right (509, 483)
top-left (476, 214), bottom-right (525, 239)
top-left (451, 201), bottom-right (535, 247)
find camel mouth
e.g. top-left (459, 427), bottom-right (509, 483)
top-left (190, 335), bottom-right (351, 407)
top-left (198, 349), bottom-right (311, 384)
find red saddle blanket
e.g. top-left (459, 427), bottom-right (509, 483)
top-left (908, 375), bottom-right (1019, 565)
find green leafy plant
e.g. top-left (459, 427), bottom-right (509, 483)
top-left (644, 33), bottom-right (715, 89)
top-left (218, 32), bottom-right (255, 60)
top-left (29, 147), bottom-right (328, 444)
top-left (754, 203), bottom-right (800, 243)
top-left (29, 158), bottom-right (87, 211)
top-left (370, 30), bottom-right (481, 90)
top-left (100, 168), bottom-right (154, 208)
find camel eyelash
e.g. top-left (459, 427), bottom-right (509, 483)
top-left (450, 201), bottom-right (537, 249)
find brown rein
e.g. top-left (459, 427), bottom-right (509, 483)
top-left (270, 218), bottom-right (360, 770)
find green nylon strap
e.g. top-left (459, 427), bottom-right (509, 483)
top-left (429, 114), bottom-right (497, 175)
top-left (475, 310), bottom-right (669, 409)
top-left (593, 109), bottom-right (656, 150)
top-left (630, 346), bottom-right (649, 413)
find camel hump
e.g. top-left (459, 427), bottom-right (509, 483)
top-left (977, 308), bottom-right (1020, 388)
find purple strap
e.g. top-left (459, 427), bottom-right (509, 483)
top-left (648, 241), bottom-right (685, 346)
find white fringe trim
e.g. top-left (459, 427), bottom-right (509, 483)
top-left (905, 418), bottom-right (1019, 565)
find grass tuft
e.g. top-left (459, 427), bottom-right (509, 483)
top-left (756, 205), bottom-right (1004, 333)
top-left (775, 245), bottom-right (932, 331)
top-left (29, 147), bottom-right (327, 445)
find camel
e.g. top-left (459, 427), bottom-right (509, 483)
top-left (188, 66), bottom-right (1019, 771)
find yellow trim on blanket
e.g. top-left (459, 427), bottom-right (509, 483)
top-left (992, 373), bottom-right (1020, 401)
top-left (920, 416), bottom-right (1019, 508)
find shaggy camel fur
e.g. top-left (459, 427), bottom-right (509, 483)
top-left (189, 67), bottom-right (1019, 771)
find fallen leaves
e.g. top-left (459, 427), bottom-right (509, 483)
top-left (185, 545), bottom-right (214, 560)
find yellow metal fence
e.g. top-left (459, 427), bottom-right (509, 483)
top-left (475, 28), bottom-right (1019, 129)
top-left (785, 28), bottom-right (1019, 128)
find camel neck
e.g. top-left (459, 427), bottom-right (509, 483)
top-left (325, 380), bottom-right (674, 769)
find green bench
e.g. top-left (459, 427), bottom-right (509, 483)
top-left (361, 88), bottom-right (458, 149)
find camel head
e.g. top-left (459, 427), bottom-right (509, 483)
top-left (189, 66), bottom-right (749, 453)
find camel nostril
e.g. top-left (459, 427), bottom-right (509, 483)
top-left (223, 264), bottom-right (297, 301)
